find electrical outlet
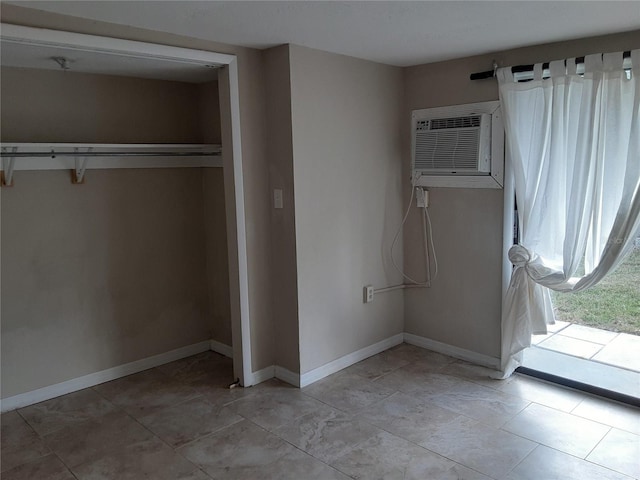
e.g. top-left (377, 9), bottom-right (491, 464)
top-left (416, 187), bottom-right (430, 208)
top-left (364, 285), bottom-right (374, 303)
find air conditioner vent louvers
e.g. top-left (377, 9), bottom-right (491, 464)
top-left (430, 116), bottom-right (481, 130)
top-left (412, 112), bottom-right (491, 176)
top-left (415, 129), bottom-right (480, 171)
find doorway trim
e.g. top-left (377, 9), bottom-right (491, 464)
top-left (0, 24), bottom-right (253, 386)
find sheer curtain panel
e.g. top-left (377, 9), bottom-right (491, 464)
top-left (496, 50), bottom-right (640, 377)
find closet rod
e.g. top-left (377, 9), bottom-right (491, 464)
top-left (0, 151), bottom-right (221, 158)
top-left (470, 50), bottom-right (632, 80)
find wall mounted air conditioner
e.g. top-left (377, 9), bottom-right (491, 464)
top-left (412, 114), bottom-right (491, 176)
top-left (410, 101), bottom-right (504, 189)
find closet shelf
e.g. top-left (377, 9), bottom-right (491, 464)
top-left (0, 143), bottom-right (223, 186)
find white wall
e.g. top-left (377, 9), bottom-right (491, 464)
top-left (289, 45), bottom-right (404, 374)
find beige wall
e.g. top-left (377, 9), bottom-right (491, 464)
top-left (263, 45), bottom-right (299, 373)
top-left (403, 30), bottom-right (640, 359)
top-left (0, 67), bottom-right (204, 143)
top-left (0, 65), bottom-right (231, 397)
top-left (1, 169), bottom-right (210, 397)
top-left (1, 3), bottom-right (275, 375)
top-left (3, 4), bottom-right (638, 393)
top-left (289, 45), bottom-right (405, 374)
top-left (198, 81), bottom-right (222, 144)
top-left (203, 168), bottom-right (232, 347)
top-left (199, 80), bottom-right (230, 346)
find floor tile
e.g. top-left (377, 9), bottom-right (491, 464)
top-left (273, 403), bottom-right (381, 463)
top-left (302, 370), bottom-right (395, 414)
top-left (344, 350), bottom-right (411, 380)
top-left (178, 420), bottom-right (348, 479)
top-left (0, 454), bottom-right (76, 480)
top-left (138, 395), bottom-right (243, 447)
top-left (373, 361), bottom-right (463, 396)
top-left (439, 360), bottom-right (508, 389)
top-left (356, 392), bottom-right (462, 444)
top-left (93, 368), bottom-right (200, 418)
top-left (572, 396), bottom-right (640, 435)
top-left (229, 380), bottom-right (327, 431)
top-left (531, 331), bottom-right (554, 345)
top-left (4, 347), bottom-right (637, 480)
top-left (505, 445), bottom-right (633, 480)
top-left (560, 324), bottom-right (619, 344)
top-left (0, 411), bottom-right (51, 472)
top-left (179, 471), bottom-right (212, 480)
top-left (163, 350), bottom-right (251, 408)
top-left (502, 403), bottom-right (610, 458)
top-left (389, 343), bottom-right (458, 366)
top-left (498, 374), bottom-right (586, 413)
top-left (592, 333), bottom-right (640, 372)
top-left (43, 410), bottom-right (154, 468)
top-left (416, 415), bottom-right (537, 479)
top-left (537, 334), bottom-right (603, 359)
top-left (157, 351), bottom-right (231, 381)
top-left (72, 436), bottom-right (202, 480)
top-left (547, 320), bottom-right (570, 333)
top-left (190, 380), bottom-right (253, 408)
top-left (424, 380), bottom-right (530, 427)
top-left (332, 430), bottom-right (492, 480)
top-left (531, 321), bottom-right (569, 343)
top-left (157, 351), bottom-right (235, 389)
top-left (18, 389), bottom-right (118, 436)
top-left (587, 428), bottom-right (640, 479)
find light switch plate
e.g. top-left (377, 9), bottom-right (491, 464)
top-left (274, 189), bottom-right (283, 209)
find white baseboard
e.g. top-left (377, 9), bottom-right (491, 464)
top-left (249, 333), bottom-right (405, 389)
top-left (275, 366), bottom-right (300, 387)
top-left (299, 333), bottom-right (404, 388)
top-left (210, 339), bottom-right (233, 358)
top-left (251, 365), bottom-right (275, 385)
top-left (0, 340), bottom-right (211, 412)
top-left (403, 333), bottom-right (500, 369)
top-left (2, 333), bottom-right (499, 412)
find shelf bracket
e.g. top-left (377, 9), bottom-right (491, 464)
top-left (71, 147), bottom-right (92, 184)
top-left (1, 147), bottom-right (17, 187)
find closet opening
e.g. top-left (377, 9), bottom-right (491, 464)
top-left (0, 24), bottom-right (252, 411)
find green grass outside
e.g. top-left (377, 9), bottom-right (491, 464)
top-left (551, 248), bottom-right (640, 335)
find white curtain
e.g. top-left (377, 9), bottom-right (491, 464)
top-left (496, 50), bottom-right (640, 377)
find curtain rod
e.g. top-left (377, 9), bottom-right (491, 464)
top-left (470, 50), bottom-right (631, 81)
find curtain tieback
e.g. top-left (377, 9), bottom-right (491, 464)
top-left (509, 244), bottom-right (533, 267)
top-left (508, 245), bottom-right (535, 288)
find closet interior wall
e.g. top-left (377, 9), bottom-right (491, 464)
top-left (0, 66), bottom-right (231, 399)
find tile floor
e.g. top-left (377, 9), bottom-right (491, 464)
top-left (2, 344), bottom-right (639, 479)
top-left (528, 322), bottom-right (640, 398)
top-left (532, 322), bottom-right (640, 373)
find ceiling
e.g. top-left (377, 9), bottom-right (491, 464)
top-left (0, 39), bottom-right (220, 83)
top-left (6, 1), bottom-right (640, 67)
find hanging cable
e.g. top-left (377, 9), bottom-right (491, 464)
top-left (389, 183), bottom-right (432, 288)
top-left (424, 205), bottom-right (438, 280)
top-left (421, 197), bottom-right (432, 285)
